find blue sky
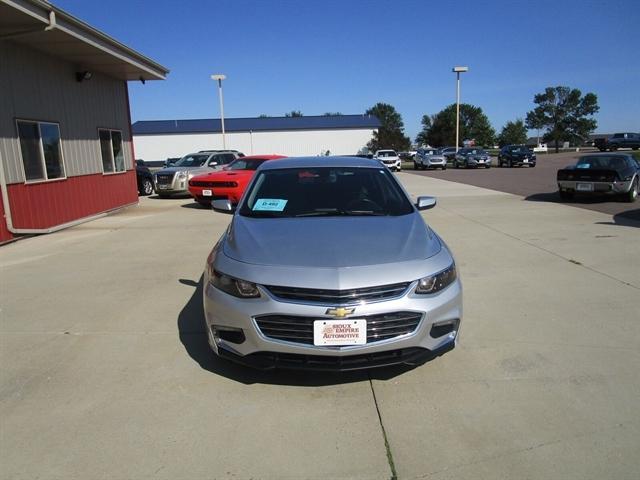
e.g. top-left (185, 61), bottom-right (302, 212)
top-left (56, 0), bottom-right (639, 139)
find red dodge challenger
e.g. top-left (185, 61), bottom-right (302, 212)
top-left (188, 154), bottom-right (287, 206)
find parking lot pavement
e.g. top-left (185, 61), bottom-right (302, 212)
top-left (380, 174), bottom-right (640, 479)
top-left (1, 179), bottom-right (639, 479)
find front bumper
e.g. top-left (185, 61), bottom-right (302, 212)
top-left (216, 343), bottom-right (455, 371)
top-left (189, 186), bottom-right (239, 203)
top-left (466, 158), bottom-right (491, 167)
top-left (505, 157), bottom-right (535, 166)
top-left (423, 159), bottom-right (446, 167)
top-left (382, 160), bottom-right (401, 169)
top-left (203, 274), bottom-right (463, 370)
top-left (558, 180), bottom-right (632, 194)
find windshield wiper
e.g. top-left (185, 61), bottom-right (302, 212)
top-left (343, 210), bottom-right (386, 216)
top-left (295, 208), bottom-right (342, 217)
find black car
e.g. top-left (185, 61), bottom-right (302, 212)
top-left (498, 145), bottom-right (536, 167)
top-left (136, 160), bottom-right (154, 196)
top-left (557, 153), bottom-right (639, 202)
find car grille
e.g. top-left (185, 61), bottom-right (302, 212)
top-left (254, 311), bottom-right (422, 345)
top-left (156, 173), bottom-right (174, 185)
top-left (189, 180), bottom-right (238, 187)
top-left (264, 282), bottom-right (410, 305)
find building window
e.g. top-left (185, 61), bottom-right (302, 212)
top-left (99, 129), bottom-right (125, 173)
top-left (17, 120), bottom-right (66, 182)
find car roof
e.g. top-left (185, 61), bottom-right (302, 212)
top-left (259, 156), bottom-right (383, 170)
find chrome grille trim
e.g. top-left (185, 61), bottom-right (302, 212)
top-left (156, 173), bottom-right (175, 185)
top-left (263, 281), bottom-right (411, 305)
top-left (254, 311), bottom-right (422, 346)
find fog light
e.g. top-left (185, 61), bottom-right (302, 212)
top-left (430, 319), bottom-right (459, 339)
top-left (211, 325), bottom-right (245, 344)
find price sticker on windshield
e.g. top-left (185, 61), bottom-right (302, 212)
top-left (253, 198), bottom-right (288, 211)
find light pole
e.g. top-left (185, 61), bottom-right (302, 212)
top-left (452, 66), bottom-right (468, 152)
top-left (211, 74), bottom-right (227, 149)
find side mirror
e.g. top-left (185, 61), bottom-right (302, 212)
top-left (212, 199), bottom-right (235, 214)
top-left (416, 196), bottom-right (436, 211)
top-left (208, 161), bottom-right (218, 167)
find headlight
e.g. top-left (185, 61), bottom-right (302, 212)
top-left (210, 269), bottom-right (260, 298)
top-left (415, 263), bottom-right (457, 294)
top-left (177, 172), bottom-right (187, 179)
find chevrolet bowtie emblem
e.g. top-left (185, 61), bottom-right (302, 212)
top-left (326, 307), bottom-right (355, 318)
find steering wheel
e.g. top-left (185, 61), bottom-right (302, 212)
top-left (345, 198), bottom-right (382, 212)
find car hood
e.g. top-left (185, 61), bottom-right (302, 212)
top-left (155, 166), bottom-right (211, 174)
top-left (222, 213), bottom-right (441, 268)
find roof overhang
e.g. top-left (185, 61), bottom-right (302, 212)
top-left (0, 0), bottom-right (169, 81)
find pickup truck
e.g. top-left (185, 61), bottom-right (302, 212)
top-left (594, 133), bottom-right (640, 152)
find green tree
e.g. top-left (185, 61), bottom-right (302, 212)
top-left (415, 115), bottom-right (433, 146)
top-left (258, 114), bottom-right (270, 118)
top-left (323, 112), bottom-right (343, 116)
top-left (285, 110), bottom-right (303, 117)
top-left (425, 104), bottom-right (495, 147)
top-left (497, 119), bottom-right (528, 146)
top-left (525, 86), bottom-right (599, 153)
top-left (365, 102), bottom-right (411, 152)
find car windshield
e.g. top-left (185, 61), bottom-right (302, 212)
top-left (462, 149), bottom-right (485, 155)
top-left (378, 151), bottom-right (397, 157)
top-left (175, 154), bottom-right (209, 167)
top-left (509, 146), bottom-right (530, 153)
top-left (239, 167), bottom-right (414, 218)
top-left (227, 158), bottom-right (268, 171)
top-left (576, 156), bottom-right (627, 170)
top-left (424, 150), bottom-right (437, 155)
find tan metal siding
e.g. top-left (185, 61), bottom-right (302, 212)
top-left (0, 41), bottom-right (133, 184)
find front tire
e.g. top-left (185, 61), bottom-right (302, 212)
top-left (624, 178), bottom-right (638, 203)
top-left (140, 179), bottom-right (154, 196)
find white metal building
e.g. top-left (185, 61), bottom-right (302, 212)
top-left (132, 115), bottom-right (380, 161)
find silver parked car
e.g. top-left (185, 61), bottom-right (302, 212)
top-left (154, 151), bottom-right (242, 197)
top-left (203, 157), bottom-right (463, 371)
top-left (415, 148), bottom-right (447, 170)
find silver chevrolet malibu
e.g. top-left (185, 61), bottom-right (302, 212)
top-left (203, 157), bottom-right (463, 371)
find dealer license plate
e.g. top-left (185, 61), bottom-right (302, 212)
top-left (158, 184), bottom-right (169, 190)
top-left (202, 189), bottom-right (212, 196)
top-left (313, 319), bottom-right (367, 346)
top-left (577, 183), bottom-right (593, 192)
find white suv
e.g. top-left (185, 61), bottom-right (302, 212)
top-left (373, 149), bottom-right (401, 171)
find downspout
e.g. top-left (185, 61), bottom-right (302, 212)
top-left (44, 10), bottom-right (57, 32)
